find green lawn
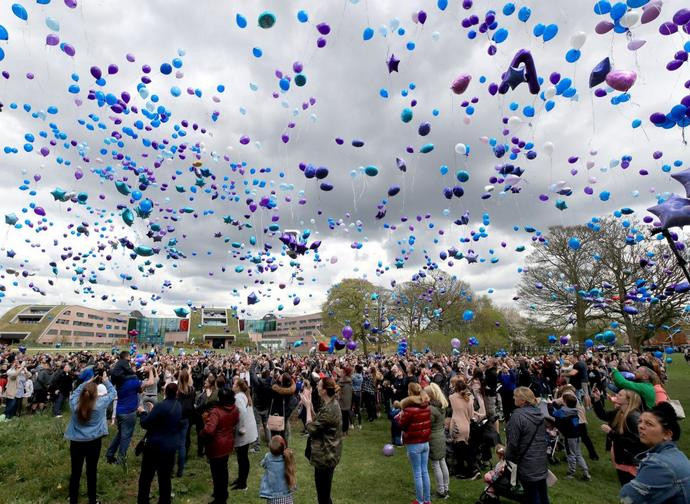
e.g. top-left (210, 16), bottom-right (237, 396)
top-left (1, 360), bottom-right (688, 504)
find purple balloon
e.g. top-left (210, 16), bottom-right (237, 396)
top-left (673, 8), bottom-right (690, 26)
top-left (62, 43), bottom-right (75, 56)
top-left (650, 112), bottom-right (667, 124)
top-left (90, 66), bottom-right (102, 80)
top-left (382, 444), bottom-right (395, 456)
top-left (450, 74), bottom-right (471, 94)
top-left (316, 23), bottom-right (331, 35)
top-left (549, 72), bottom-right (561, 85)
top-left (342, 325), bottom-right (353, 340)
top-left (659, 21), bottom-right (678, 35)
top-left (667, 60), bottom-right (684, 71)
top-left (641, 1), bottom-right (662, 24)
top-left (605, 70), bottom-right (637, 92)
top-left (64, 0), bottom-right (77, 8)
top-left (627, 39), bottom-right (646, 51)
top-left (595, 21), bottom-right (614, 34)
top-left (34, 207), bottom-right (46, 217)
top-left (346, 340), bottom-right (357, 351)
top-left (126, 53), bottom-right (136, 62)
top-left (108, 64), bottom-right (119, 75)
top-left (46, 34), bottom-right (59, 46)
top-left (418, 10), bottom-right (427, 24)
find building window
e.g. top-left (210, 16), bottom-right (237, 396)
top-left (76, 312), bottom-right (84, 318)
top-left (73, 331), bottom-right (94, 337)
top-left (59, 330), bottom-right (71, 336)
top-left (63, 310), bottom-right (71, 315)
top-left (47, 329), bottom-right (58, 335)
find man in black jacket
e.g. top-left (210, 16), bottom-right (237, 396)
top-left (109, 351), bottom-right (135, 387)
top-left (50, 362), bottom-right (73, 417)
top-left (32, 359), bottom-right (52, 413)
top-left (249, 362), bottom-right (273, 451)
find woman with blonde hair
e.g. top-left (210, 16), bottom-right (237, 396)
top-left (449, 378), bottom-right (478, 479)
top-left (592, 387), bottom-right (645, 485)
top-left (425, 383), bottom-right (450, 499)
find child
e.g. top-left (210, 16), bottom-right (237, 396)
top-left (260, 435), bottom-right (296, 504)
top-left (549, 393), bottom-right (591, 481)
top-left (483, 444), bottom-right (507, 499)
top-left (388, 400), bottom-right (403, 446)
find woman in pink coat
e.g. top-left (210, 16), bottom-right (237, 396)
top-left (449, 378), bottom-right (479, 479)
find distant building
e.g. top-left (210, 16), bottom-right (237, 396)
top-left (128, 316), bottom-right (189, 346)
top-left (0, 304), bottom-right (129, 346)
top-left (239, 312), bottom-right (323, 349)
top-left (188, 307), bottom-right (237, 349)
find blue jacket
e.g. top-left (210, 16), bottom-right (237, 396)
top-left (620, 441), bottom-right (690, 504)
top-left (139, 398), bottom-right (182, 452)
top-left (64, 381), bottom-right (117, 442)
top-left (115, 375), bottom-right (141, 415)
top-left (259, 452), bottom-right (291, 499)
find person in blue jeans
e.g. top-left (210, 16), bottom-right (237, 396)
top-left (395, 383), bottom-right (432, 504)
top-left (620, 402), bottom-right (690, 504)
top-left (106, 374), bottom-right (142, 464)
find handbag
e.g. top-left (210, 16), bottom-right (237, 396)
top-left (508, 419), bottom-right (542, 487)
top-left (668, 399), bottom-right (685, 419)
top-left (267, 399), bottom-right (285, 432)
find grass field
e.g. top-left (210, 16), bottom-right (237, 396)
top-left (1, 361), bottom-right (688, 504)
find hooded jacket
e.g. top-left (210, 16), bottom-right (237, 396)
top-left (505, 404), bottom-right (548, 483)
top-left (338, 375), bottom-right (353, 411)
top-left (250, 364), bottom-right (273, 412)
top-left (109, 358), bottom-right (135, 388)
top-left (396, 395), bottom-right (432, 445)
top-left (201, 403), bottom-right (240, 459)
top-left (307, 397), bottom-right (342, 469)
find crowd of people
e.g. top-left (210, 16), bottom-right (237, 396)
top-left (0, 343), bottom-right (689, 504)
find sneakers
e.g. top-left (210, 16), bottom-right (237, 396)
top-left (436, 490), bottom-right (449, 499)
top-left (583, 473), bottom-right (592, 481)
top-left (566, 473), bottom-right (576, 480)
top-left (470, 470), bottom-right (482, 480)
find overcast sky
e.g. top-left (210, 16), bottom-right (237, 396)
top-left (0, 0), bottom-right (688, 321)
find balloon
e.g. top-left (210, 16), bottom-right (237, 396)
top-left (560, 335), bottom-right (570, 345)
top-left (517, 6), bottom-right (531, 22)
top-left (548, 335), bottom-right (557, 344)
top-left (589, 57), bottom-right (611, 88)
top-left (0, 25), bottom-right (7, 41)
top-left (46, 17), bottom-right (60, 31)
top-left (627, 39), bottom-right (646, 50)
top-left (363, 27), bottom-right (374, 40)
top-left (258, 11), bottom-right (276, 29)
top-left (605, 70), bottom-right (637, 92)
top-left (463, 310), bottom-right (474, 321)
top-left (318, 341), bottom-right (329, 352)
top-left (450, 74), bottom-right (471, 94)
top-left (620, 11), bottom-right (640, 28)
top-left (342, 325), bottom-right (354, 340)
top-left (383, 444), bottom-right (395, 456)
top-left (542, 24), bottom-right (559, 42)
top-left (12, 4), bottom-right (28, 21)
top-left (641, 1), bottom-right (662, 24)
top-left (584, 339), bottom-right (594, 348)
top-left (568, 236), bottom-right (581, 250)
top-left (647, 194), bottom-right (690, 229)
top-left (451, 338), bottom-right (461, 348)
top-left (570, 31), bottom-right (587, 49)
top-left (595, 20), bottom-right (615, 34)
top-left (174, 307), bottom-right (189, 317)
top-left (346, 340), bottom-right (357, 351)
top-left (498, 49), bottom-right (540, 95)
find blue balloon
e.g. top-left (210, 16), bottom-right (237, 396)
top-left (568, 236), bottom-right (581, 250)
top-left (565, 49), bottom-right (581, 63)
top-left (132, 190), bottom-right (142, 201)
top-left (545, 100), bottom-right (555, 111)
top-left (670, 104), bottom-right (688, 121)
top-left (533, 23), bottom-right (545, 37)
top-left (279, 78), bottom-right (290, 91)
top-left (236, 13), bottom-right (247, 28)
top-left (12, 3), bottom-right (28, 21)
top-left (543, 24), bottom-right (558, 42)
top-left (503, 3), bottom-right (516, 15)
top-left (627, 0), bottom-right (649, 6)
top-left (493, 28), bottom-right (508, 43)
top-left (139, 199), bottom-right (153, 212)
top-left (297, 10), bottom-right (309, 23)
top-left (0, 25), bottom-right (7, 41)
top-left (437, 0), bottom-right (448, 10)
top-left (517, 6), bottom-right (531, 22)
top-left (523, 105), bottom-right (535, 117)
top-left (463, 310), bottom-right (474, 321)
top-left (594, 1), bottom-right (611, 14)
top-left (363, 27), bottom-right (374, 40)
top-left (610, 2), bottom-right (627, 20)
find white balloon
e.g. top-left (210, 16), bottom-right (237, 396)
top-left (508, 115), bottom-right (522, 127)
top-left (631, 190), bottom-right (639, 197)
top-left (454, 143), bottom-right (467, 155)
top-left (544, 86), bottom-right (556, 99)
top-left (432, 31), bottom-right (440, 41)
top-left (586, 161), bottom-right (595, 169)
top-left (543, 141), bottom-right (554, 156)
top-left (411, 12), bottom-right (419, 23)
top-left (620, 11), bottom-right (640, 28)
top-left (378, 25), bottom-right (388, 37)
top-left (588, 176), bottom-right (598, 183)
top-left (484, 185), bottom-right (495, 192)
top-left (570, 31), bottom-right (587, 49)
top-left (389, 18), bottom-right (400, 30)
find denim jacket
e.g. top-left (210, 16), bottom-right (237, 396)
top-left (259, 452), bottom-right (291, 499)
top-left (619, 441), bottom-right (690, 504)
top-left (64, 381), bottom-right (117, 442)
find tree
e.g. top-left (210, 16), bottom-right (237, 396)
top-left (517, 225), bottom-right (607, 346)
top-left (518, 219), bottom-right (690, 349)
top-left (321, 278), bottom-right (392, 355)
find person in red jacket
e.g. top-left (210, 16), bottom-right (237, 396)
top-left (396, 382), bottom-right (432, 504)
top-left (201, 388), bottom-right (240, 504)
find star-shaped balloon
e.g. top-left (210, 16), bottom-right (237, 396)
top-left (648, 194), bottom-right (690, 229)
top-left (555, 199), bottom-right (568, 210)
top-left (502, 66), bottom-right (527, 91)
top-left (589, 57), bottom-right (611, 88)
top-left (387, 53), bottom-right (400, 73)
top-left (396, 157), bottom-right (407, 172)
top-left (465, 249), bottom-right (478, 263)
top-left (671, 168), bottom-right (690, 198)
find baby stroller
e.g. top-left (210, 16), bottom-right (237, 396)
top-left (545, 418), bottom-right (563, 464)
top-left (475, 462), bottom-right (524, 504)
top-left (472, 417), bottom-right (501, 470)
